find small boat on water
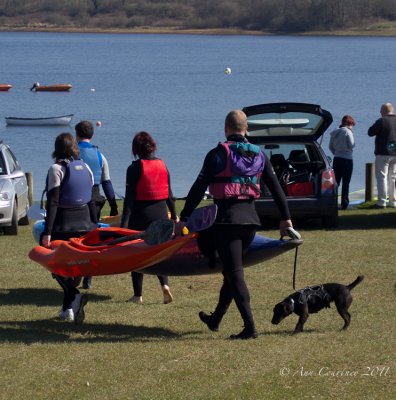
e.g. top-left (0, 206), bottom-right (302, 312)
top-left (5, 114), bottom-right (74, 126)
top-left (30, 82), bottom-right (72, 92)
top-left (0, 84), bottom-right (12, 91)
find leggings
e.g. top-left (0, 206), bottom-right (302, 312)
top-left (44, 230), bottom-right (88, 311)
top-left (53, 274), bottom-right (80, 311)
top-left (333, 157), bottom-right (353, 209)
top-left (210, 224), bottom-right (257, 328)
top-left (131, 272), bottom-right (168, 297)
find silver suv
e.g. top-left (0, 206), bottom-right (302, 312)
top-left (0, 141), bottom-right (30, 234)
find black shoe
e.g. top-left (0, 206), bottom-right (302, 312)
top-left (82, 277), bottom-right (92, 289)
top-left (229, 327), bottom-right (258, 340)
top-left (199, 311), bottom-right (219, 332)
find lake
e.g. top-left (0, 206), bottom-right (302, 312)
top-left (1, 32), bottom-right (395, 200)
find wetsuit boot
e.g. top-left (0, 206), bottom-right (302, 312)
top-left (230, 321), bottom-right (258, 340)
top-left (199, 311), bottom-right (220, 332)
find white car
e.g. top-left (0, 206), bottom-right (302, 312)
top-left (0, 141), bottom-right (30, 234)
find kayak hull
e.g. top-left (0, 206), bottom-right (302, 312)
top-left (142, 234), bottom-right (303, 276)
top-left (28, 227), bottom-right (303, 277)
top-left (28, 227), bottom-right (195, 277)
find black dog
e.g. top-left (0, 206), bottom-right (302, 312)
top-left (271, 276), bottom-right (364, 333)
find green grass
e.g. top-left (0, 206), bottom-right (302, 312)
top-left (1, 201), bottom-right (395, 400)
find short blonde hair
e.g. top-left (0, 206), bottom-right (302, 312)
top-left (380, 103), bottom-right (394, 115)
top-left (225, 110), bottom-right (248, 133)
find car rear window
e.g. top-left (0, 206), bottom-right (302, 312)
top-left (257, 143), bottom-right (322, 163)
top-left (247, 112), bottom-right (323, 137)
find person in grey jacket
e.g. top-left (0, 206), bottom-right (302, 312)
top-left (368, 103), bottom-right (396, 208)
top-left (329, 115), bottom-right (356, 210)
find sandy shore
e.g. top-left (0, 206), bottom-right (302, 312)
top-left (1, 25), bottom-right (396, 36)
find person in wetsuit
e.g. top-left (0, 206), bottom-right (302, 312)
top-left (42, 133), bottom-right (98, 323)
top-left (120, 131), bottom-right (177, 304)
top-left (75, 120), bottom-right (119, 289)
top-left (176, 110), bottom-right (294, 340)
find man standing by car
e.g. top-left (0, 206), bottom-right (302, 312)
top-left (176, 110), bottom-right (294, 340)
top-left (368, 103), bottom-right (396, 208)
top-left (75, 120), bottom-right (119, 289)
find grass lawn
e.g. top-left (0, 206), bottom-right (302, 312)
top-left (1, 201), bottom-right (395, 400)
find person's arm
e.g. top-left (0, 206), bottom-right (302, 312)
top-left (120, 162), bottom-right (140, 228)
top-left (368, 119), bottom-right (381, 137)
top-left (43, 186), bottom-right (59, 235)
top-left (102, 180), bottom-right (118, 216)
top-left (328, 133), bottom-right (335, 155)
top-left (42, 165), bottom-right (62, 247)
top-left (100, 154), bottom-right (118, 216)
top-left (347, 129), bottom-right (355, 150)
top-left (165, 168), bottom-right (177, 220)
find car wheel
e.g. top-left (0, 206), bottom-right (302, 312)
top-left (19, 212), bottom-right (30, 226)
top-left (3, 204), bottom-right (18, 235)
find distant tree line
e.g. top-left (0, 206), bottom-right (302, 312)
top-left (0, 0), bottom-right (395, 33)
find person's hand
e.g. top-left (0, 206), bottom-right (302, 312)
top-left (41, 234), bottom-right (51, 248)
top-left (174, 220), bottom-right (187, 236)
top-left (279, 219), bottom-right (293, 238)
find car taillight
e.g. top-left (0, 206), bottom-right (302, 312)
top-left (321, 169), bottom-right (335, 191)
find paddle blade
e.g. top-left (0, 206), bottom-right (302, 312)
top-left (186, 204), bottom-right (217, 232)
top-left (143, 219), bottom-right (175, 245)
top-left (91, 219), bottom-right (175, 246)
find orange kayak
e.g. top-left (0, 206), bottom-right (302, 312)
top-left (31, 83), bottom-right (72, 92)
top-left (28, 227), bottom-right (196, 277)
top-left (0, 84), bottom-right (12, 91)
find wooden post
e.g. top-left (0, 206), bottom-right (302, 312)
top-left (25, 172), bottom-right (33, 206)
top-left (365, 163), bottom-right (374, 202)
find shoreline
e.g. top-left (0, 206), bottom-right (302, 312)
top-left (1, 25), bottom-right (396, 36)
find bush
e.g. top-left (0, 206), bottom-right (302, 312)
top-left (43, 13), bottom-right (70, 26)
top-left (95, 14), bottom-right (128, 28)
top-left (98, 0), bottom-right (124, 14)
top-left (126, 15), bottom-right (146, 27)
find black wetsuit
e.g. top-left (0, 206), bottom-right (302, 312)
top-left (180, 134), bottom-right (291, 332)
top-left (121, 157), bottom-right (177, 296)
top-left (44, 160), bottom-right (97, 311)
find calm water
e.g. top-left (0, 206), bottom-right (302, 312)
top-left (1, 32), bottom-right (396, 200)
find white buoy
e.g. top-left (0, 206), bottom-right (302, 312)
top-left (90, 88), bottom-right (95, 92)
top-left (96, 121), bottom-right (102, 127)
top-left (225, 67), bottom-right (232, 75)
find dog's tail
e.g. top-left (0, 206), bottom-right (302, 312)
top-left (347, 275), bottom-right (364, 291)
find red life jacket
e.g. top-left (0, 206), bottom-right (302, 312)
top-left (136, 159), bottom-right (169, 200)
top-left (208, 142), bottom-right (263, 200)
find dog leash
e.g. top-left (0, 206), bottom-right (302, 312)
top-left (292, 247), bottom-right (298, 290)
top-left (281, 227), bottom-right (301, 290)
